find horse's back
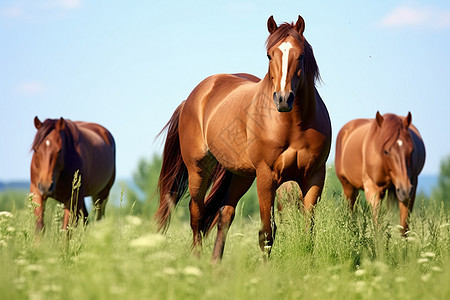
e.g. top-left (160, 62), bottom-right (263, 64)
top-left (335, 119), bottom-right (371, 188)
top-left (188, 73), bottom-right (259, 107)
top-left (178, 73), bottom-right (263, 175)
top-left (76, 122), bottom-right (115, 147)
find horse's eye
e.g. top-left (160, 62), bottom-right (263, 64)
top-left (384, 150), bottom-right (389, 155)
top-left (267, 54), bottom-right (272, 60)
top-left (299, 54), bottom-right (304, 61)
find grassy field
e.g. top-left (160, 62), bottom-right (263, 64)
top-left (0, 183), bottom-right (449, 299)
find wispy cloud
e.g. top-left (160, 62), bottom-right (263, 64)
top-left (45, 0), bottom-right (82, 10)
top-left (1, 6), bottom-right (23, 18)
top-left (16, 82), bottom-right (46, 96)
top-left (1, 0), bottom-right (81, 19)
top-left (379, 4), bottom-right (450, 29)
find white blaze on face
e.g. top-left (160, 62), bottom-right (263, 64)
top-left (45, 140), bottom-right (50, 147)
top-left (397, 139), bottom-right (403, 147)
top-left (277, 41), bottom-right (293, 93)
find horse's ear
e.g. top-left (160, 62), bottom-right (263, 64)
top-left (56, 117), bottom-right (65, 131)
top-left (267, 15), bottom-right (277, 34)
top-left (34, 116), bottom-right (42, 130)
top-left (375, 111), bottom-right (383, 127)
top-left (294, 15), bottom-right (305, 35)
top-left (403, 112), bottom-right (412, 128)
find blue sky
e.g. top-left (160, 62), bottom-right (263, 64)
top-left (1, 0), bottom-right (450, 181)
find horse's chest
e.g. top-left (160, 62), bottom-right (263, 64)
top-left (273, 146), bottom-right (320, 180)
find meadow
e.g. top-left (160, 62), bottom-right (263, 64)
top-left (0, 173), bottom-right (449, 300)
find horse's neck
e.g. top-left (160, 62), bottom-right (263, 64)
top-left (294, 84), bottom-right (317, 122)
top-left (62, 131), bottom-right (82, 172)
top-left (363, 124), bottom-right (385, 165)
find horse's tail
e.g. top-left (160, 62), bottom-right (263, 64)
top-left (200, 164), bottom-right (232, 236)
top-left (155, 101), bottom-right (189, 232)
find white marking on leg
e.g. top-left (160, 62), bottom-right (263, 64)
top-left (45, 140), bottom-right (50, 147)
top-left (278, 41), bottom-right (293, 92)
top-left (397, 139), bottom-right (403, 147)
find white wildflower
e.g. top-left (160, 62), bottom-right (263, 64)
top-left (250, 277), bottom-right (259, 284)
top-left (129, 234), bottom-right (164, 248)
top-left (421, 252), bottom-right (436, 258)
top-left (395, 276), bottom-right (406, 283)
top-left (417, 258), bottom-right (429, 264)
top-left (162, 267), bottom-right (177, 275)
top-left (183, 266), bottom-right (202, 277)
top-left (431, 266), bottom-right (443, 272)
top-left (42, 284), bottom-right (62, 292)
top-left (0, 211), bottom-right (13, 218)
top-left (15, 259), bottom-right (28, 266)
top-left (421, 273), bottom-right (432, 282)
top-left (125, 215), bottom-right (142, 226)
top-left (439, 223), bottom-right (450, 229)
top-left (406, 236), bottom-right (417, 242)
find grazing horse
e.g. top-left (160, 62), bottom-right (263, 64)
top-left (156, 15), bottom-right (331, 262)
top-left (30, 117), bottom-right (116, 232)
top-left (335, 112), bottom-right (425, 235)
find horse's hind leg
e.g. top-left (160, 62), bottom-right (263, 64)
top-left (62, 197), bottom-right (88, 230)
top-left (211, 174), bottom-right (254, 262)
top-left (92, 184), bottom-right (113, 221)
top-left (342, 181), bottom-right (358, 211)
top-left (186, 157), bottom-right (215, 256)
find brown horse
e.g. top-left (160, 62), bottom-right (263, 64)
top-left (30, 117), bottom-right (116, 232)
top-left (335, 112), bottom-right (425, 235)
top-left (156, 15), bottom-right (331, 262)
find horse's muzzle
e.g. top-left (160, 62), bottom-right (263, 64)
top-left (396, 185), bottom-right (414, 202)
top-left (38, 182), bottom-right (55, 196)
top-left (273, 91), bottom-right (295, 112)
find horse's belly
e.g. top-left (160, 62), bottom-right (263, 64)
top-left (209, 146), bottom-right (255, 177)
top-left (82, 150), bottom-right (115, 195)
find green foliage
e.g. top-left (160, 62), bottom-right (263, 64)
top-left (120, 154), bottom-right (162, 217)
top-left (0, 189), bottom-right (28, 212)
top-left (133, 154), bottom-right (162, 200)
top-left (432, 155), bottom-right (450, 210)
top-left (0, 187), bottom-right (449, 299)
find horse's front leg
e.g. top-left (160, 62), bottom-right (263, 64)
top-left (363, 179), bottom-right (382, 225)
top-left (256, 170), bottom-right (277, 255)
top-left (30, 184), bottom-right (47, 233)
top-left (398, 180), bottom-right (416, 237)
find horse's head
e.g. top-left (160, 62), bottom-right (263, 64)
top-left (376, 112), bottom-right (415, 202)
top-left (31, 117), bottom-right (67, 196)
top-left (266, 15), bottom-right (306, 112)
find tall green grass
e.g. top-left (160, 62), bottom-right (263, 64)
top-left (0, 186), bottom-right (449, 299)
